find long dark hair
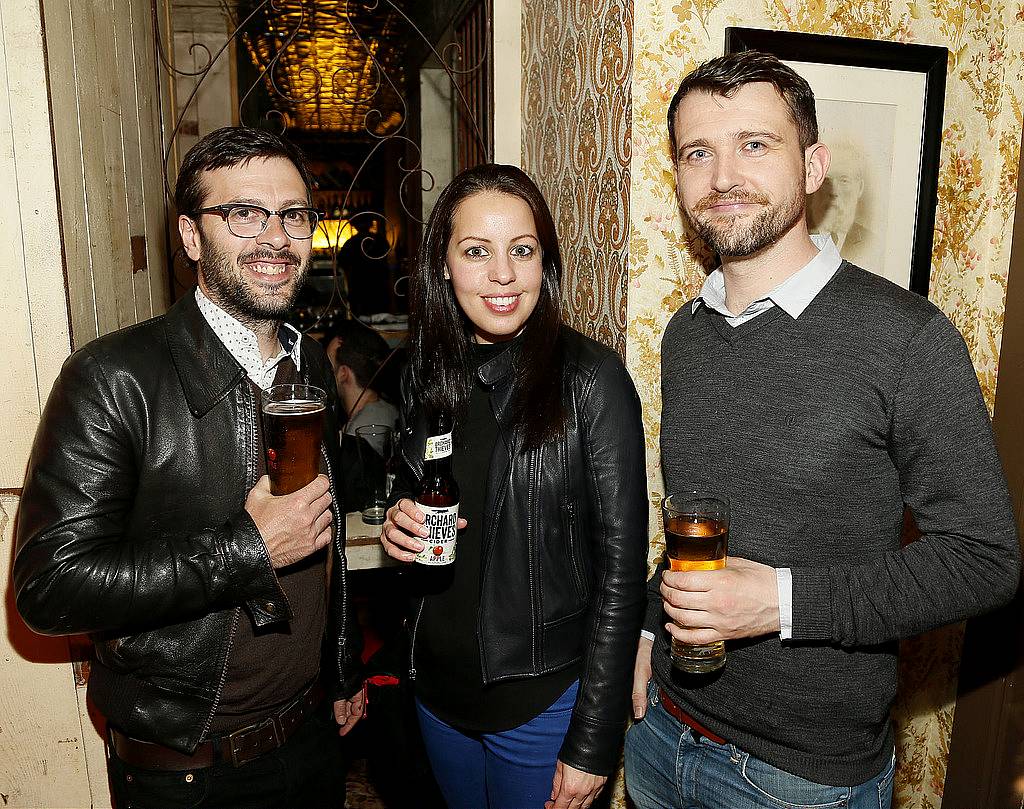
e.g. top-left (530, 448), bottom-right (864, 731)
top-left (409, 164), bottom-right (565, 449)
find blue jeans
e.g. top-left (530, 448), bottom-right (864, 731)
top-left (624, 680), bottom-right (895, 809)
top-left (415, 681), bottom-right (579, 809)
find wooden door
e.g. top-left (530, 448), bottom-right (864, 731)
top-left (1, 0), bottom-right (171, 806)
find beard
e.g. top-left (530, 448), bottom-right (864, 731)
top-left (683, 185), bottom-right (805, 258)
top-left (198, 237), bottom-right (308, 328)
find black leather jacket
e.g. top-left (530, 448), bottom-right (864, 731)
top-left (14, 292), bottom-right (362, 754)
top-left (396, 326), bottom-right (648, 775)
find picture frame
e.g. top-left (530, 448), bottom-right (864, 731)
top-left (725, 28), bottom-right (948, 296)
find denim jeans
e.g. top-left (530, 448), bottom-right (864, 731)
top-left (415, 680), bottom-right (579, 809)
top-left (106, 708), bottom-right (347, 809)
top-left (624, 680), bottom-right (895, 809)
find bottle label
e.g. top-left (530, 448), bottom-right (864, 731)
top-left (413, 503), bottom-right (459, 565)
top-left (424, 432), bottom-right (453, 461)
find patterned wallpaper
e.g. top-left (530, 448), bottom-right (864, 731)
top-left (521, 0), bottom-right (632, 357)
top-left (627, 2), bottom-right (1023, 809)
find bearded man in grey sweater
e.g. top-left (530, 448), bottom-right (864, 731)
top-left (624, 51), bottom-right (1020, 809)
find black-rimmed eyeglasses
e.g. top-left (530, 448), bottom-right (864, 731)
top-left (191, 204), bottom-right (324, 239)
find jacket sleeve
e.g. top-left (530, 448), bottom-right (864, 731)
top-left (14, 347), bottom-right (286, 637)
top-left (558, 353), bottom-right (650, 776)
top-left (790, 312), bottom-right (1021, 645)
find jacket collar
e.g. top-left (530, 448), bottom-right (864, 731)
top-left (164, 290), bottom-right (248, 418)
top-left (475, 339), bottom-right (518, 388)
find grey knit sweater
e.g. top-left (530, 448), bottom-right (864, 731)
top-left (648, 262), bottom-right (1020, 785)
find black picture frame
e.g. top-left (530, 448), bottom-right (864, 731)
top-left (725, 27), bottom-right (948, 297)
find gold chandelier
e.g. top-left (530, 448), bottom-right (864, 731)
top-left (242, 0), bottom-right (408, 134)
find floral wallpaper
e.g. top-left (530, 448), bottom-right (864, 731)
top-left (627, 1), bottom-right (1023, 808)
top-left (521, 0), bottom-right (632, 357)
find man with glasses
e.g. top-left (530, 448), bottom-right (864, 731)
top-left (14, 126), bottom-right (364, 809)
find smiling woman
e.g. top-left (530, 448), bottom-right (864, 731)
top-left (444, 190), bottom-right (544, 344)
top-left (378, 164), bottom-right (649, 809)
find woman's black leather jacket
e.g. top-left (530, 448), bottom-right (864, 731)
top-left (395, 325), bottom-right (648, 775)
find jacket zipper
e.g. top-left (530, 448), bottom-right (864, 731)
top-left (197, 609), bottom-right (241, 743)
top-left (476, 400), bottom-right (514, 683)
top-left (565, 500), bottom-right (586, 600)
top-left (408, 597), bottom-right (425, 681)
top-left (400, 441), bottom-right (424, 483)
top-left (398, 420), bottom-right (425, 681)
top-left (322, 442), bottom-right (347, 683)
top-left (526, 448), bottom-right (540, 669)
top-left (197, 383), bottom-right (256, 743)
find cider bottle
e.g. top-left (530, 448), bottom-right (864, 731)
top-left (414, 414), bottom-right (460, 566)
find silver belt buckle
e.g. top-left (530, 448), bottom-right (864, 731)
top-left (227, 715), bottom-right (278, 767)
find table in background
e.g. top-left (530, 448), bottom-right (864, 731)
top-left (345, 511), bottom-right (397, 571)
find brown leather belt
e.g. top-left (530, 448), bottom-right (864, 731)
top-left (658, 687), bottom-right (727, 745)
top-left (110, 681), bottom-right (325, 770)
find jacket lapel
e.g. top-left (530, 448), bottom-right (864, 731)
top-left (165, 291), bottom-right (247, 418)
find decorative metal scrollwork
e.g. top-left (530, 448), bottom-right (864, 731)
top-left (157, 0), bottom-right (492, 330)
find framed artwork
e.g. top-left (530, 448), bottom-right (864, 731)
top-left (725, 27), bottom-right (948, 296)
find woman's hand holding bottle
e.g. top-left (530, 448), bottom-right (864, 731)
top-left (381, 499), bottom-right (468, 563)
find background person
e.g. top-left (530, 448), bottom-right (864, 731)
top-left (380, 163), bottom-right (649, 809)
top-left (14, 126), bottom-right (364, 809)
top-left (624, 51), bottom-right (1020, 809)
top-left (323, 318), bottom-right (400, 445)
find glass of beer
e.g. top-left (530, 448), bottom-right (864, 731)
top-left (662, 490), bottom-right (729, 673)
top-left (262, 384), bottom-right (327, 495)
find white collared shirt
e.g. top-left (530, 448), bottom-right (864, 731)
top-left (194, 287), bottom-right (303, 391)
top-left (692, 234), bottom-right (843, 325)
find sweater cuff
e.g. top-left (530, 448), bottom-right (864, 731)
top-left (789, 567), bottom-right (834, 641)
top-left (643, 594), bottom-right (664, 635)
top-left (557, 713), bottom-right (625, 776)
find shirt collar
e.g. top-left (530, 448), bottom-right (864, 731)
top-left (692, 234), bottom-right (843, 320)
top-left (194, 287), bottom-right (302, 390)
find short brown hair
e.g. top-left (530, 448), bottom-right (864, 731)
top-left (667, 51), bottom-right (818, 155)
top-left (174, 126), bottom-right (313, 216)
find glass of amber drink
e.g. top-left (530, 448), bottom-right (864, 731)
top-left (662, 491), bottom-right (729, 673)
top-left (262, 384), bottom-right (326, 495)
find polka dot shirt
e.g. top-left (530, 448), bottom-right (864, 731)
top-left (195, 287), bottom-right (303, 391)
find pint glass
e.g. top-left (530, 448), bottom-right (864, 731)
top-left (662, 491), bottom-right (729, 673)
top-left (262, 384), bottom-right (326, 495)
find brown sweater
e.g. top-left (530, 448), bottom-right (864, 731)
top-left (208, 361), bottom-right (328, 734)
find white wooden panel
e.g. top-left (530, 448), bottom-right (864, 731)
top-left (0, 496), bottom-right (94, 809)
top-left (77, 0), bottom-right (136, 336)
top-left (492, 0), bottom-right (521, 167)
top-left (420, 68), bottom-right (454, 220)
top-left (114, 0), bottom-right (156, 326)
top-left (44, 0), bottom-right (98, 348)
top-left (132, 0), bottom-right (172, 317)
top-left (0, 0), bottom-right (71, 487)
